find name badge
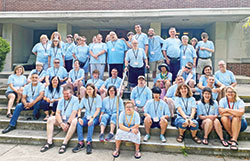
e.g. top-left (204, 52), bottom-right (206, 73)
top-left (151, 51), bottom-right (155, 55)
top-left (182, 56), bottom-right (186, 59)
top-left (30, 99), bottom-right (34, 102)
top-left (111, 48), bottom-right (115, 51)
top-left (49, 102), bottom-right (53, 107)
top-left (153, 117), bottom-right (159, 122)
top-left (87, 116), bottom-right (91, 120)
top-left (136, 100), bottom-right (141, 105)
top-left (134, 62), bottom-right (139, 65)
top-left (44, 53), bottom-right (49, 56)
top-left (62, 115), bottom-right (66, 121)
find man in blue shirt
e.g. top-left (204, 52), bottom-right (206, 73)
top-left (162, 27), bottom-right (182, 82)
top-left (148, 28), bottom-right (165, 80)
top-left (2, 72), bottom-right (45, 134)
top-left (132, 24), bottom-right (148, 55)
top-left (64, 34), bottom-right (75, 72)
top-left (177, 62), bottom-right (196, 91)
top-left (106, 31), bottom-right (127, 78)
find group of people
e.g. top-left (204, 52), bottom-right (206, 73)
top-left (1, 25), bottom-right (248, 159)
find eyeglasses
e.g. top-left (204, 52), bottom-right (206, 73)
top-left (54, 62), bottom-right (60, 64)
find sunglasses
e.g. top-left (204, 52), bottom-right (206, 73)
top-left (185, 66), bottom-right (191, 69)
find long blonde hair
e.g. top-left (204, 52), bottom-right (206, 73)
top-left (225, 86), bottom-right (240, 102)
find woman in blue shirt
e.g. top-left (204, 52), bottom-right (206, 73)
top-left (197, 87), bottom-right (228, 146)
top-left (5, 65), bottom-right (27, 118)
top-left (72, 83), bottom-right (101, 154)
top-left (40, 76), bottom-right (62, 121)
top-left (64, 34), bottom-right (75, 72)
top-left (219, 86), bottom-right (247, 150)
top-left (48, 38), bottom-right (65, 68)
top-left (174, 83), bottom-right (201, 144)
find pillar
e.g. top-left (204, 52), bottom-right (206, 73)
top-left (150, 23), bottom-right (161, 36)
top-left (57, 23), bottom-right (72, 41)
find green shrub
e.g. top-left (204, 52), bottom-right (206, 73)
top-left (0, 37), bottom-right (10, 71)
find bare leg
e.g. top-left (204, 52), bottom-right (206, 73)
top-left (203, 119), bottom-right (213, 138)
top-left (7, 94), bottom-right (16, 114)
top-left (231, 116), bottom-right (241, 141)
top-left (179, 128), bottom-right (186, 136)
top-left (115, 140), bottom-right (122, 150)
top-left (213, 118), bottom-right (224, 140)
top-left (100, 124), bottom-right (105, 134)
top-left (63, 118), bottom-right (78, 144)
top-left (144, 117), bottom-right (152, 134)
top-left (221, 116), bottom-right (232, 137)
top-left (166, 98), bottom-right (175, 117)
top-left (191, 130), bottom-right (198, 138)
top-left (160, 119), bottom-right (168, 135)
top-left (135, 143), bottom-right (140, 151)
top-left (47, 116), bottom-right (59, 144)
top-left (110, 123), bottom-right (116, 134)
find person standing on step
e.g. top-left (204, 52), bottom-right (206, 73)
top-left (99, 86), bottom-right (124, 142)
top-left (132, 24), bottom-right (148, 54)
top-left (162, 27), bottom-right (182, 82)
top-left (40, 86), bottom-right (79, 154)
top-left (48, 38), bottom-right (65, 68)
top-left (2, 72), bottom-right (44, 134)
top-left (143, 87), bottom-right (170, 143)
top-left (27, 62), bottom-right (46, 84)
top-left (64, 34), bottom-right (75, 72)
top-left (121, 32), bottom-right (134, 49)
top-left (72, 83), bottom-right (101, 154)
top-left (5, 65), bottom-right (27, 118)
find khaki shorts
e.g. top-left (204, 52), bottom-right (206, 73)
top-left (149, 59), bottom-right (164, 73)
top-left (197, 58), bottom-right (212, 74)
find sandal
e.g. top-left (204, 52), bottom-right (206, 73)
top-left (43, 115), bottom-right (49, 121)
top-left (6, 113), bottom-right (12, 118)
top-left (230, 140), bottom-right (238, 151)
top-left (220, 140), bottom-right (229, 147)
top-left (192, 136), bottom-right (201, 144)
top-left (112, 149), bottom-right (120, 158)
top-left (58, 144), bottom-right (67, 154)
top-left (40, 143), bottom-right (54, 152)
top-left (134, 150), bottom-right (141, 159)
top-left (202, 138), bottom-right (208, 145)
top-left (176, 135), bottom-right (184, 143)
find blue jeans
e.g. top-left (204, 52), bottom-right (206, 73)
top-left (100, 113), bottom-right (117, 126)
top-left (10, 101), bottom-right (41, 127)
top-left (175, 117), bottom-right (199, 130)
top-left (40, 100), bottom-right (58, 112)
top-left (77, 116), bottom-right (99, 142)
top-left (240, 118), bottom-right (248, 132)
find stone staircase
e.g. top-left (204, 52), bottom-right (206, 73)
top-left (0, 72), bottom-right (250, 157)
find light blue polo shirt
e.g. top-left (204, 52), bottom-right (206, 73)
top-left (89, 43), bottom-right (107, 64)
top-left (154, 72), bottom-right (172, 83)
top-left (148, 36), bottom-right (164, 62)
top-left (23, 82), bottom-right (44, 102)
top-left (219, 97), bottom-right (245, 119)
top-left (80, 95), bottom-right (102, 117)
top-left (166, 84), bottom-right (178, 99)
top-left (174, 97), bottom-right (197, 118)
top-left (46, 66), bottom-right (68, 80)
top-left (177, 69), bottom-right (196, 82)
top-left (73, 45), bottom-right (89, 63)
top-left (132, 33), bottom-right (148, 50)
top-left (32, 42), bottom-right (50, 64)
top-left (197, 100), bottom-right (219, 117)
top-left (28, 69), bottom-right (46, 80)
top-left (125, 48), bottom-right (147, 68)
top-left (199, 75), bottom-right (219, 87)
top-left (64, 42), bottom-right (75, 60)
top-left (196, 40), bottom-right (214, 58)
top-left (119, 111), bottom-right (140, 128)
top-left (57, 95), bottom-right (79, 120)
top-left (101, 96), bottom-right (124, 115)
top-left (144, 99), bottom-right (170, 119)
top-left (162, 38), bottom-right (181, 58)
top-left (214, 70), bottom-right (236, 86)
top-left (7, 74), bottom-right (27, 93)
top-left (86, 78), bottom-right (104, 90)
top-left (68, 68), bottom-right (85, 83)
top-left (130, 86), bottom-right (152, 107)
top-left (107, 39), bottom-right (127, 64)
top-left (103, 77), bottom-right (122, 89)
top-left (48, 47), bottom-right (65, 67)
top-left (45, 86), bottom-right (63, 100)
top-left (180, 44), bottom-right (197, 68)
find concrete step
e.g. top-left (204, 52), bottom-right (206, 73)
top-left (0, 129), bottom-right (249, 157)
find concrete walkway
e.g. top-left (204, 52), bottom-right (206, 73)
top-left (0, 144), bottom-right (248, 161)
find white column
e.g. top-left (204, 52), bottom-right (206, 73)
top-left (57, 23), bottom-right (72, 41)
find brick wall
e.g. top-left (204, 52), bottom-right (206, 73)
top-left (227, 63), bottom-right (250, 76)
top-left (1, 0), bottom-right (250, 11)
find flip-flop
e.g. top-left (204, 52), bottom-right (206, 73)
top-left (202, 138), bottom-right (208, 145)
top-left (58, 144), bottom-right (67, 154)
top-left (134, 150), bottom-right (141, 159)
top-left (176, 135), bottom-right (184, 143)
top-left (220, 140), bottom-right (229, 147)
top-left (40, 143), bottom-right (54, 152)
top-left (230, 140), bottom-right (238, 151)
top-left (112, 150), bottom-right (120, 158)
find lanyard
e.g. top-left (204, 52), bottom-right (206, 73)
top-left (205, 103), bottom-right (211, 115)
top-left (160, 72), bottom-right (168, 80)
top-left (154, 100), bottom-right (160, 117)
top-left (132, 49), bottom-right (139, 60)
top-left (149, 37), bottom-right (155, 50)
top-left (92, 79), bottom-right (98, 85)
top-left (109, 97), bottom-right (116, 113)
top-left (125, 112), bottom-right (134, 128)
top-left (87, 97), bottom-right (95, 113)
top-left (53, 68), bottom-right (59, 76)
top-left (74, 69), bottom-right (79, 81)
top-left (111, 78), bottom-right (117, 85)
top-left (183, 45), bottom-right (188, 56)
top-left (37, 69), bottom-right (43, 76)
top-left (111, 40), bottom-right (117, 48)
top-left (63, 97), bottom-right (72, 114)
top-left (42, 43), bottom-right (48, 53)
top-left (135, 34), bottom-right (141, 40)
top-left (53, 47), bottom-right (58, 57)
top-left (136, 86), bottom-right (146, 98)
top-left (227, 98), bottom-right (235, 109)
top-left (31, 85), bottom-right (37, 97)
top-left (51, 88), bottom-right (57, 99)
top-left (181, 98), bottom-right (189, 113)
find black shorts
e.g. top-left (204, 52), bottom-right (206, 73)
top-left (5, 91), bottom-right (18, 99)
top-left (151, 119), bottom-right (161, 128)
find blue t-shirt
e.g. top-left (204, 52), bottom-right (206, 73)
top-left (73, 45), bottom-right (89, 63)
top-left (57, 95), bottom-right (79, 120)
top-left (214, 70), bottom-right (236, 86)
top-left (219, 97), bottom-right (245, 119)
top-left (23, 82), bottom-right (44, 102)
top-left (132, 33), bottom-right (148, 50)
top-left (103, 77), bottom-right (122, 89)
top-left (107, 39), bottom-right (127, 64)
top-left (162, 38), bottom-right (181, 58)
top-left (154, 72), bottom-right (172, 84)
top-left (144, 99), bottom-right (170, 119)
top-left (199, 75), bottom-right (219, 87)
top-left (119, 111), bottom-right (140, 128)
top-left (32, 42), bottom-right (50, 63)
top-left (197, 101), bottom-right (219, 117)
top-left (174, 97), bottom-right (197, 118)
top-left (89, 43), bottom-right (107, 64)
top-left (101, 96), bottom-right (124, 115)
top-left (48, 47), bottom-right (65, 67)
top-left (125, 48), bottom-right (147, 68)
top-left (166, 84), bottom-right (178, 99)
top-left (196, 40), bottom-right (214, 58)
top-left (80, 95), bottom-right (102, 117)
top-left (177, 69), bottom-right (196, 83)
top-left (86, 78), bottom-right (104, 90)
top-left (180, 44), bottom-right (197, 68)
top-left (45, 86), bottom-right (63, 100)
top-left (68, 68), bottom-right (85, 83)
top-left (64, 42), bottom-right (75, 60)
top-left (148, 36), bottom-right (164, 62)
top-left (28, 69), bottom-right (46, 80)
top-left (130, 86), bottom-right (152, 107)
top-left (7, 74), bottom-right (27, 92)
top-left (46, 66), bottom-right (68, 81)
